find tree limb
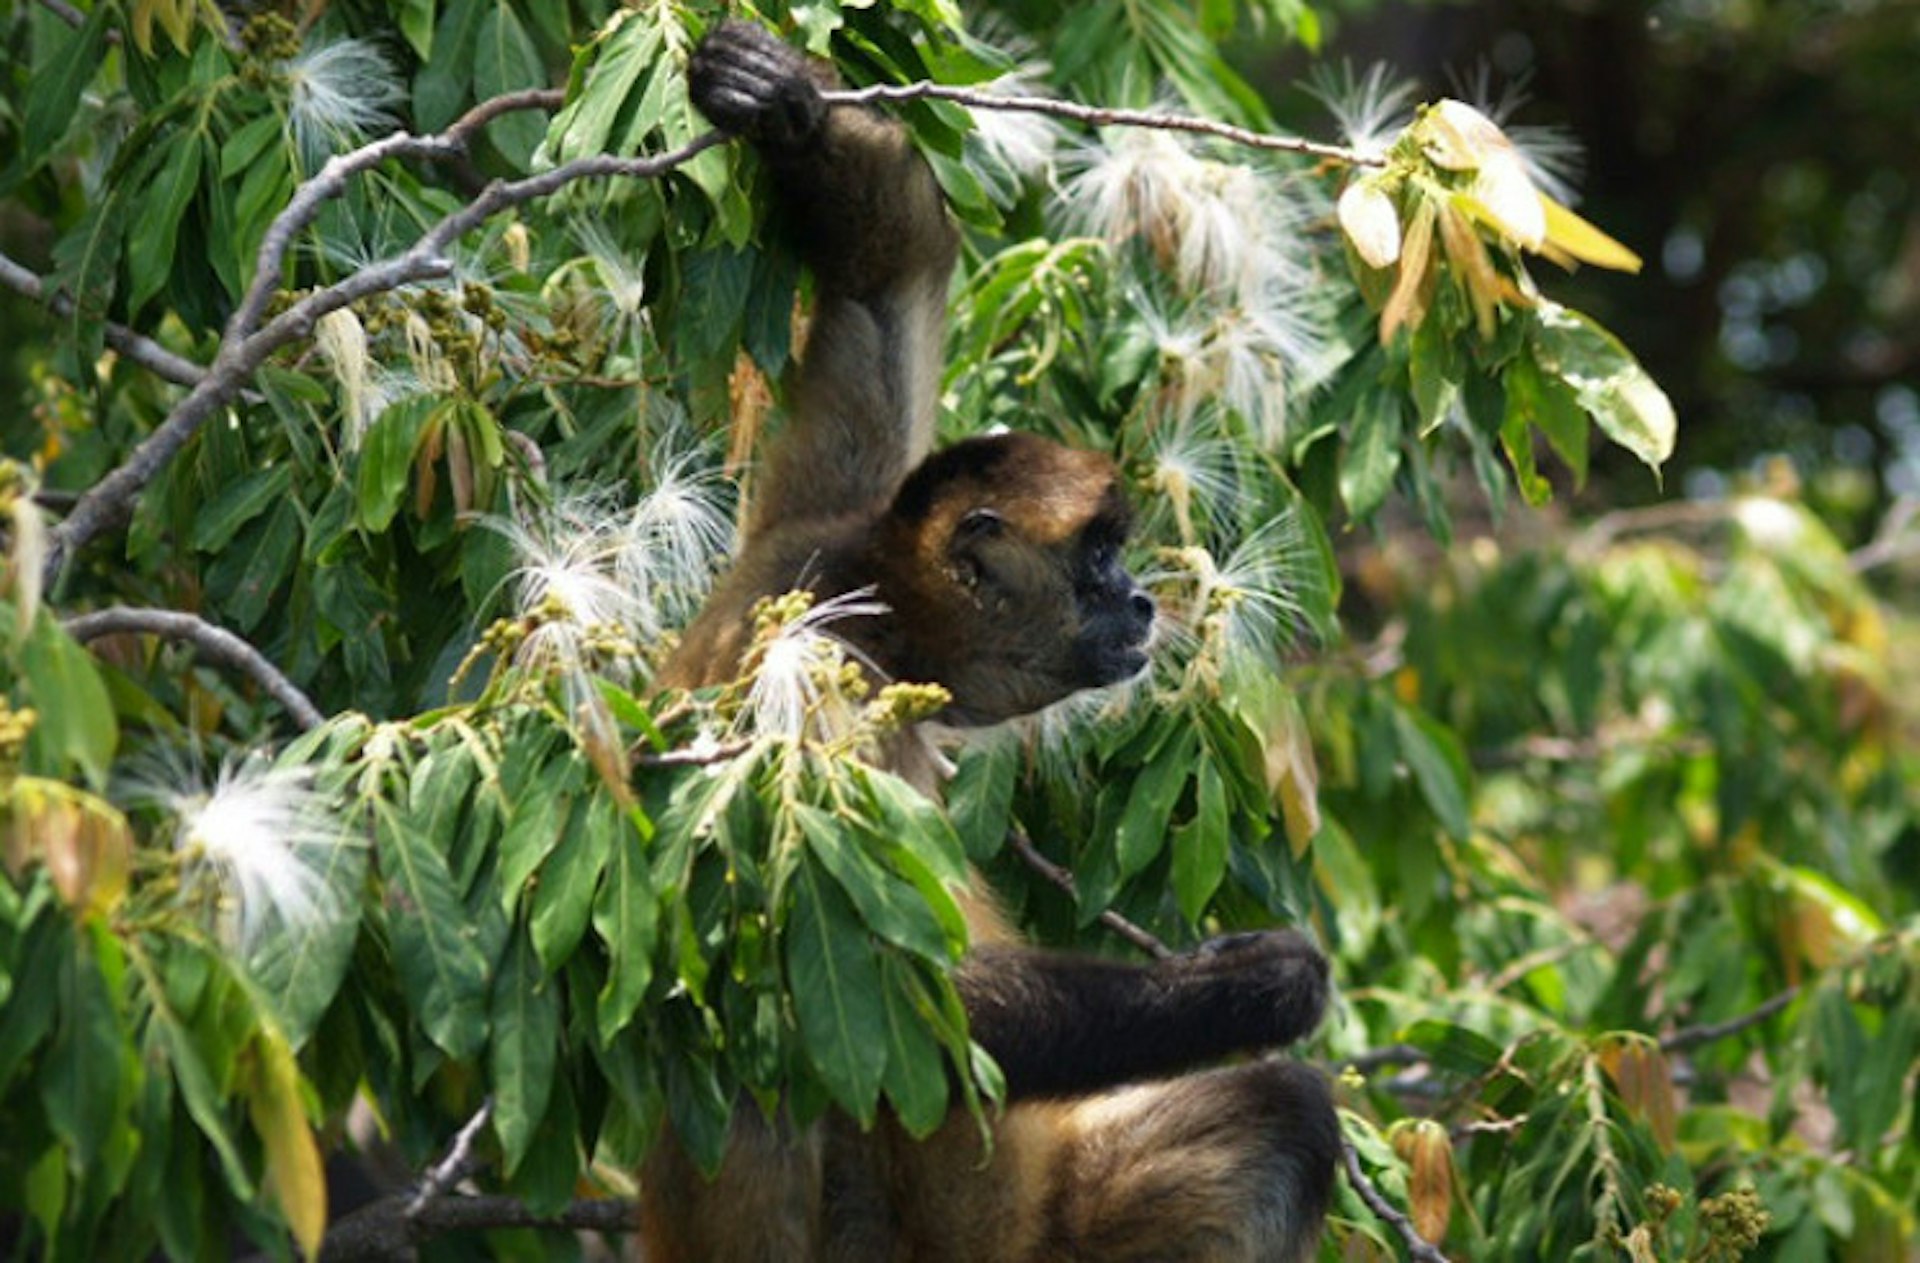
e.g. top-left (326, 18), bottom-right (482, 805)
top-left (1340, 1134), bottom-right (1453, 1263)
top-left (317, 1191), bottom-right (637, 1262)
top-left (1004, 825), bottom-right (1173, 959)
top-left (1659, 986), bottom-right (1800, 1053)
top-left (0, 249), bottom-right (207, 388)
top-left (830, 81), bottom-right (1381, 167)
top-left (405, 1100), bottom-right (492, 1221)
top-left (62, 606), bottom-right (324, 731)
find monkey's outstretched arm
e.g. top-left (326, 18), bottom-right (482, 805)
top-left (955, 930), bottom-right (1330, 1098)
top-left (690, 23), bottom-right (960, 539)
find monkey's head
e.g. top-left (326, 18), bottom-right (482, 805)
top-left (874, 433), bottom-right (1156, 726)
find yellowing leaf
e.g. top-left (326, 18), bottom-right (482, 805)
top-left (1389, 1120), bottom-right (1455, 1243)
top-left (1436, 203), bottom-right (1501, 340)
top-left (246, 1030), bottom-right (327, 1259)
top-left (1381, 197), bottom-right (1436, 344)
top-left (2, 777), bottom-right (131, 918)
top-left (1470, 156), bottom-right (1546, 249)
top-left (1338, 179), bottom-right (1402, 269)
top-left (1541, 197), bottom-right (1643, 272)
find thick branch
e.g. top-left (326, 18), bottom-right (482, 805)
top-left (317, 1192), bottom-right (636, 1262)
top-left (62, 606), bottom-right (324, 730)
top-left (0, 249), bottom-right (207, 387)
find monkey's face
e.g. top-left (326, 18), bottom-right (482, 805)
top-left (883, 436), bottom-right (1156, 726)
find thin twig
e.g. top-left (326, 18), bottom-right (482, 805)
top-left (1004, 826), bottom-right (1173, 959)
top-left (1340, 1134), bottom-right (1453, 1263)
top-left (0, 249), bottom-right (208, 387)
top-left (1659, 986), bottom-right (1800, 1054)
top-left (826, 82), bottom-right (1380, 167)
top-left (634, 737), bottom-right (755, 769)
top-left (406, 1100), bottom-right (492, 1220)
top-left (1481, 937), bottom-right (1593, 995)
top-left (34, 0), bottom-right (85, 29)
top-left (1342, 1043), bottom-right (1428, 1075)
top-left (62, 606), bottom-right (324, 730)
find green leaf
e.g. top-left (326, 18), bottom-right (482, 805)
top-left (206, 498), bottom-right (301, 633)
top-left (42, 927), bottom-right (129, 1170)
top-left (1171, 760), bottom-right (1229, 923)
top-left (244, 836), bottom-right (366, 1050)
top-left (127, 134), bottom-right (204, 313)
top-left (474, 1), bottom-right (548, 169)
top-left (355, 397), bottom-right (439, 532)
top-left (1114, 727), bottom-right (1197, 881)
top-left (592, 808), bottom-right (658, 1044)
top-left (148, 962), bottom-right (255, 1199)
top-left (190, 465), bottom-right (293, 553)
top-left (1339, 384), bottom-right (1404, 521)
top-left (1401, 1018), bottom-right (1503, 1075)
top-left (787, 858), bottom-right (887, 1124)
top-left (0, 917), bottom-right (62, 1095)
top-left (219, 114), bottom-right (283, 179)
top-left (794, 804), bottom-right (948, 962)
top-left (490, 928), bottom-right (560, 1175)
top-left (1529, 302), bottom-right (1676, 473)
top-left (22, 612), bottom-right (117, 788)
top-left (376, 804), bottom-right (491, 1060)
top-left (945, 739), bottom-right (1018, 862)
top-left (1409, 316), bottom-right (1463, 436)
top-left (859, 767), bottom-right (969, 888)
top-left (497, 761), bottom-right (574, 911)
top-left (878, 957), bottom-right (949, 1138)
top-left (529, 795), bottom-right (613, 971)
top-left (415, 0), bottom-right (486, 130)
top-left (1391, 704), bottom-right (1472, 841)
top-left (542, 14), bottom-right (662, 164)
top-left (398, 0), bottom-right (437, 59)
top-left (18, 2), bottom-right (109, 175)
top-left (1505, 343), bottom-right (1590, 486)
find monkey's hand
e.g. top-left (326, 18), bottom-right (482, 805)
top-left (689, 21), bottom-right (828, 155)
top-left (1175, 929), bottom-right (1331, 1051)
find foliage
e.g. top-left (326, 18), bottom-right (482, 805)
top-left (0, 0), bottom-right (1913, 1260)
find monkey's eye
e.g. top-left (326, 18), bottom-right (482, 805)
top-left (955, 508), bottom-right (1005, 541)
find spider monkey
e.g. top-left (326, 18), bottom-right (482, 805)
top-left (643, 23), bottom-right (1339, 1262)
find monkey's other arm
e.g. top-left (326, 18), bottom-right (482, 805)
top-left (956, 930), bottom-right (1330, 1098)
top-left (689, 23), bottom-right (959, 536)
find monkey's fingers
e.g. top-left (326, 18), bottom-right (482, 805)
top-left (689, 22), bottom-right (826, 151)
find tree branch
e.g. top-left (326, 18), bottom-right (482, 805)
top-left (317, 1191), bottom-right (637, 1262)
top-left (1004, 825), bottom-right (1174, 960)
top-left (405, 1101), bottom-right (492, 1220)
top-left (0, 249), bottom-right (207, 388)
top-left (1659, 986), bottom-right (1800, 1054)
top-left (827, 82), bottom-right (1380, 167)
top-left (62, 606), bottom-right (324, 730)
top-left (1341, 1133), bottom-right (1453, 1263)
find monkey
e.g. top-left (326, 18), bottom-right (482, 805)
top-left (641, 22), bottom-right (1339, 1262)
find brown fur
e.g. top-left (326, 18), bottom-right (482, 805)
top-left (641, 23), bottom-right (1338, 1262)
